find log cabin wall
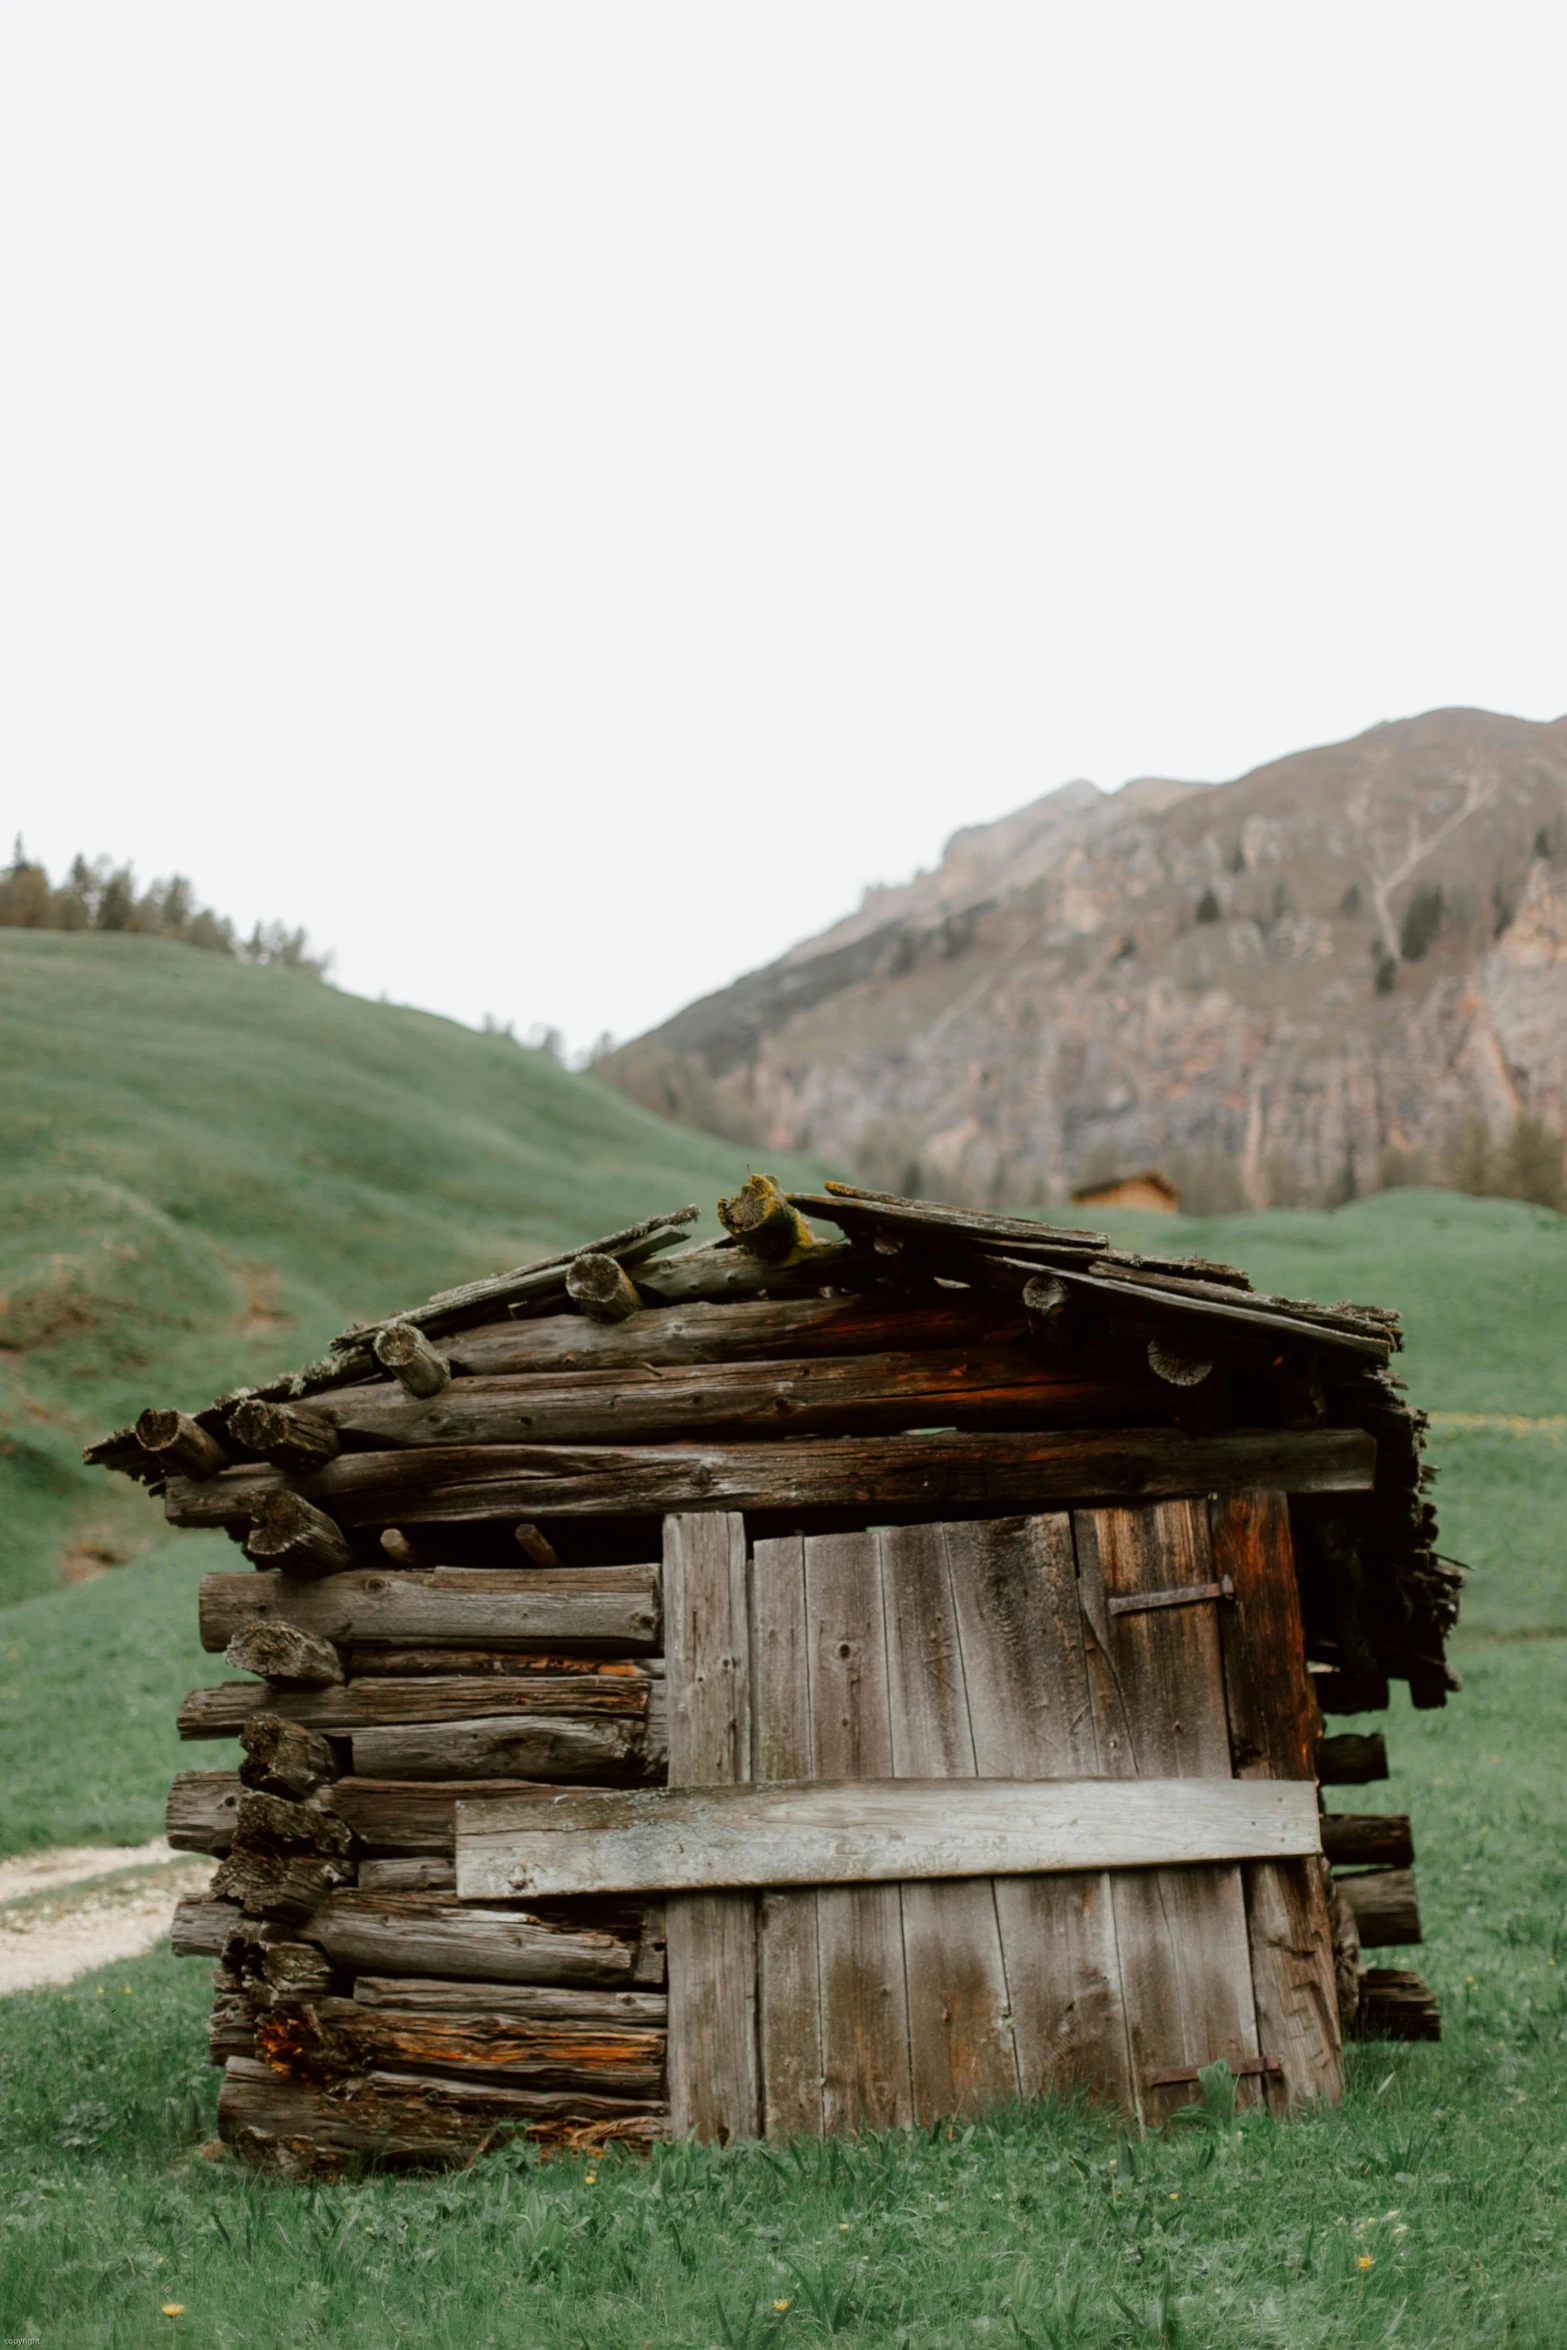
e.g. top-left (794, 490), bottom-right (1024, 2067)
top-left (96, 1180), bottom-right (1456, 2173)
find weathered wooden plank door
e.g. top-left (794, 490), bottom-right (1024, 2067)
top-left (662, 1498), bottom-right (1338, 2140)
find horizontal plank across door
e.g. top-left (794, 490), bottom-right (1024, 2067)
top-left (456, 1775), bottom-right (1321, 1898)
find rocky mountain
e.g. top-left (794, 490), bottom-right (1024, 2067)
top-left (599, 708), bottom-right (1567, 1209)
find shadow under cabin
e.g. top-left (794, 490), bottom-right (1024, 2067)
top-left (89, 1176), bottom-right (1457, 2173)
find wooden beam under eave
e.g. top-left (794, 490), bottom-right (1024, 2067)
top-left (165, 1427), bottom-right (1376, 1531)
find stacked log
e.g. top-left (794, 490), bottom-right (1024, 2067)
top-left (119, 1177), bottom-right (1454, 2167)
top-left (168, 1548), bottom-right (672, 2173)
top-left (1314, 1728), bottom-right (1439, 2040)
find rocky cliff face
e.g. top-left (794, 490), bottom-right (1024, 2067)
top-left (600, 708), bottom-right (1567, 1206)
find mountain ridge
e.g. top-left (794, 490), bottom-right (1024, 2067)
top-left (778, 771), bottom-right (1211, 968)
top-left (598, 706), bottom-right (1567, 1205)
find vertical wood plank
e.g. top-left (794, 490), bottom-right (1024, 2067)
top-left (805, 1531), bottom-right (913, 2133)
top-left (1076, 1501), bottom-right (1261, 2122)
top-left (1213, 1488), bottom-right (1315, 1780)
top-left (945, 1514), bottom-right (1133, 2109)
top-left (751, 1533), bottom-right (823, 2138)
top-left (879, 1523), bottom-right (1019, 2121)
top-left (1211, 1489), bottom-right (1343, 2110)
top-left (667, 1509), bottom-right (751, 1786)
top-left (664, 1512), bottom-right (759, 2143)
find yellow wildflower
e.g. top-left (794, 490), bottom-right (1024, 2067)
top-left (584, 2171), bottom-right (598, 2185)
top-left (1357, 2255), bottom-right (1374, 2272)
top-left (161, 2307), bottom-right (185, 2319)
top-left (1169, 2192), bottom-right (1179, 2200)
top-left (774, 2299), bottom-right (790, 2313)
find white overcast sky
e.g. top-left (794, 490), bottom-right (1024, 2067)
top-left (3, 5), bottom-right (1564, 1055)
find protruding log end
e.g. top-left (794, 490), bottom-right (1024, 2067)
top-left (379, 1528), bottom-right (424, 1568)
top-left (227, 1397), bottom-right (341, 1475)
top-left (136, 1407), bottom-right (229, 1480)
top-left (1316, 1731), bottom-right (1389, 1785)
top-left (260, 1942), bottom-right (336, 2001)
top-left (1315, 1668), bottom-right (1392, 1715)
top-left (224, 1621), bottom-right (345, 1688)
top-left (566, 1253), bottom-right (643, 1323)
top-left (239, 1715), bottom-right (340, 1798)
top-left (1320, 1813), bottom-right (1413, 1869)
top-left (171, 1896), bottom-right (242, 1959)
top-left (1021, 1273), bottom-right (1077, 1352)
top-left (1147, 1334), bottom-right (1215, 1388)
top-left (515, 1520), bottom-right (561, 1568)
top-left (374, 1321), bottom-right (452, 1398)
top-left (717, 1172), bottom-right (816, 1265)
top-left (244, 1490), bottom-right (355, 1580)
top-left (235, 1787), bottom-right (352, 1858)
top-left (166, 1769), bottom-right (242, 1855)
top-left (1335, 1866), bottom-right (1422, 1949)
top-left (210, 1848), bottom-right (354, 1924)
top-left (1358, 1967), bottom-right (1440, 2041)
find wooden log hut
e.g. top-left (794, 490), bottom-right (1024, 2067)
top-left (90, 1180), bottom-right (1457, 2174)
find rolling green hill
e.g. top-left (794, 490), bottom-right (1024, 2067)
top-left (0, 928), bottom-right (831, 1610)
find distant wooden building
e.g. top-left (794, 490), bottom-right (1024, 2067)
top-left (1071, 1170), bottom-right (1181, 1213)
top-left (92, 1179), bottom-right (1454, 2171)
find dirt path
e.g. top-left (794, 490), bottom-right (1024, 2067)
top-left (0, 1840), bottom-right (213, 1994)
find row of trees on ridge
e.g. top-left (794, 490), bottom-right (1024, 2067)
top-left (0, 841), bottom-right (330, 977)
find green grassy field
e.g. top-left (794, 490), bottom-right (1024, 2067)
top-left (2, 932), bottom-right (1565, 2345)
top-left (1, 1642), bottom-right (1562, 2348)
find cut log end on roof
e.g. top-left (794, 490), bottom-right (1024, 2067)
top-left (244, 1489), bottom-right (355, 1579)
top-left (374, 1322), bottom-right (452, 1398)
top-left (227, 1396), bottom-right (341, 1475)
top-left (136, 1407), bottom-right (229, 1480)
top-left (334, 1207), bottom-right (702, 1355)
top-left (565, 1254), bottom-right (643, 1324)
top-left (717, 1172), bottom-right (818, 1265)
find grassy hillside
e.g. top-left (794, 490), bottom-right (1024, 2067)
top-left (0, 928), bottom-right (830, 1608)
